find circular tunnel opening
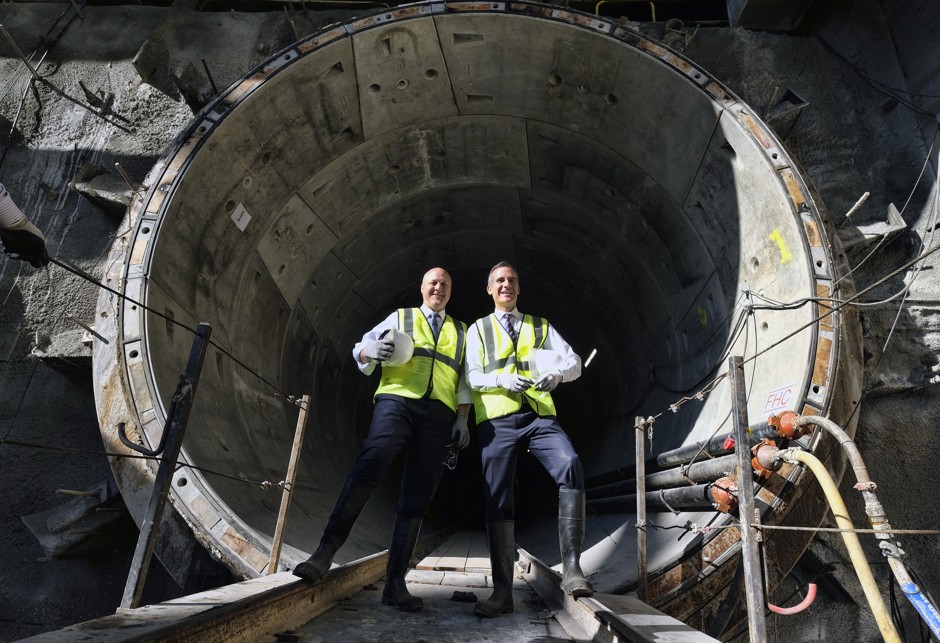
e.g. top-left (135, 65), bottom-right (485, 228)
top-left (95, 1), bottom-right (857, 604)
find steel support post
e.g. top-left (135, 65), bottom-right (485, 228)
top-left (635, 415), bottom-right (649, 601)
top-left (121, 322), bottom-right (212, 610)
top-left (729, 355), bottom-right (767, 641)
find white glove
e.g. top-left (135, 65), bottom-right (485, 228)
top-left (534, 370), bottom-right (562, 392)
top-left (496, 373), bottom-right (533, 393)
top-left (361, 337), bottom-right (395, 362)
top-left (451, 415), bottom-right (470, 449)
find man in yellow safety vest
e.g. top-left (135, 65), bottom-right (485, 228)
top-left (466, 261), bottom-right (593, 618)
top-left (293, 267), bottom-right (471, 613)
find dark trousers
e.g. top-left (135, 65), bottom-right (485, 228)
top-left (347, 394), bottom-right (454, 518)
top-left (477, 408), bottom-right (585, 521)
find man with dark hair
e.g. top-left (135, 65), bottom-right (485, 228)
top-left (465, 261), bottom-right (593, 618)
top-left (293, 267), bottom-right (471, 613)
top-left (0, 183), bottom-right (48, 268)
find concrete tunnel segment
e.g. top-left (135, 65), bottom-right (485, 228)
top-left (92, 1), bottom-right (862, 611)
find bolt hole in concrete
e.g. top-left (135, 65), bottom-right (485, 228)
top-left (96, 2), bottom-right (858, 607)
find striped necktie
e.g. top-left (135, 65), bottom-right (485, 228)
top-left (502, 313), bottom-right (518, 343)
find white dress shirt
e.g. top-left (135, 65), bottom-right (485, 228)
top-left (465, 308), bottom-right (581, 392)
top-left (352, 304), bottom-right (471, 405)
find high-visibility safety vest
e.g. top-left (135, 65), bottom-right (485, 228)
top-left (374, 308), bottom-right (467, 412)
top-left (472, 314), bottom-right (557, 421)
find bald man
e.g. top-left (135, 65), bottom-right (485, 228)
top-left (294, 268), bottom-right (471, 613)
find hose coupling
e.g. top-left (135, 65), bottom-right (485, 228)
top-left (709, 476), bottom-right (739, 513)
top-left (879, 540), bottom-right (905, 559)
top-left (752, 438), bottom-right (782, 478)
top-left (768, 410), bottom-right (809, 439)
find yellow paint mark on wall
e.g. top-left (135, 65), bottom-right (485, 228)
top-left (697, 306), bottom-right (708, 326)
top-left (770, 229), bottom-right (792, 264)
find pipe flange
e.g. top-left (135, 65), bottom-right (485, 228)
top-left (709, 476), bottom-right (739, 513)
top-left (752, 438), bottom-right (783, 478)
top-left (769, 410), bottom-right (808, 439)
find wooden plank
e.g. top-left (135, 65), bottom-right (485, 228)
top-left (417, 531), bottom-right (466, 570)
top-left (435, 531), bottom-right (474, 571)
top-left (465, 529), bottom-right (491, 572)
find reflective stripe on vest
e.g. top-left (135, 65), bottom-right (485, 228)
top-left (374, 308), bottom-right (466, 411)
top-left (473, 314), bottom-right (557, 421)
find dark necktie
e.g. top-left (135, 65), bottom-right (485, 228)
top-left (502, 313), bottom-right (518, 343)
top-left (431, 313), bottom-right (441, 338)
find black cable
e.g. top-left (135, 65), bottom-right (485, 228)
top-left (1, 362), bottom-right (38, 442)
top-left (654, 294), bottom-right (747, 371)
top-left (49, 256), bottom-right (307, 410)
top-left (906, 567), bottom-right (940, 643)
top-left (0, 437), bottom-right (281, 489)
top-left (653, 305), bottom-right (751, 395)
top-left (889, 576), bottom-right (910, 643)
top-left (742, 241), bottom-right (940, 372)
top-left (816, 36), bottom-right (936, 116)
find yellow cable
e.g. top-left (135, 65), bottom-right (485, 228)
top-left (781, 449), bottom-right (901, 643)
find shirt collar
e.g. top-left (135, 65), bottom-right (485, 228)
top-left (420, 304), bottom-right (444, 320)
top-left (494, 308), bottom-right (521, 320)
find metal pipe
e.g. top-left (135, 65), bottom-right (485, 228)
top-left (655, 420), bottom-right (775, 468)
top-left (792, 415), bottom-right (940, 638)
top-left (589, 454), bottom-right (738, 499)
top-left (635, 416), bottom-right (648, 601)
top-left (588, 482), bottom-right (715, 513)
top-left (730, 355), bottom-right (767, 642)
top-left (776, 447), bottom-right (901, 643)
top-left (0, 24), bottom-right (41, 80)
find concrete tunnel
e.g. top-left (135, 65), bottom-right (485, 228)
top-left (92, 1), bottom-right (862, 612)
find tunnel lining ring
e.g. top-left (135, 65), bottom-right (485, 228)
top-left (94, 0), bottom-right (849, 603)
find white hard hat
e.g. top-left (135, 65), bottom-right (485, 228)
top-left (530, 349), bottom-right (564, 378)
top-left (384, 327), bottom-right (414, 367)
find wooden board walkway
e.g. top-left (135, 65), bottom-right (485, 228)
top-left (416, 530), bottom-right (491, 573)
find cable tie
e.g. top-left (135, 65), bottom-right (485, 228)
top-left (690, 523), bottom-right (713, 534)
top-left (659, 488), bottom-right (680, 515)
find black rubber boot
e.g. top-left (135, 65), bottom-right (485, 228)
top-left (559, 489), bottom-right (594, 597)
top-left (474, 520), bottom-right (515, 617)
top-left (293, 477), bottom-right (372, 582)
top-left (381, 515), bottom-right (423, 612)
